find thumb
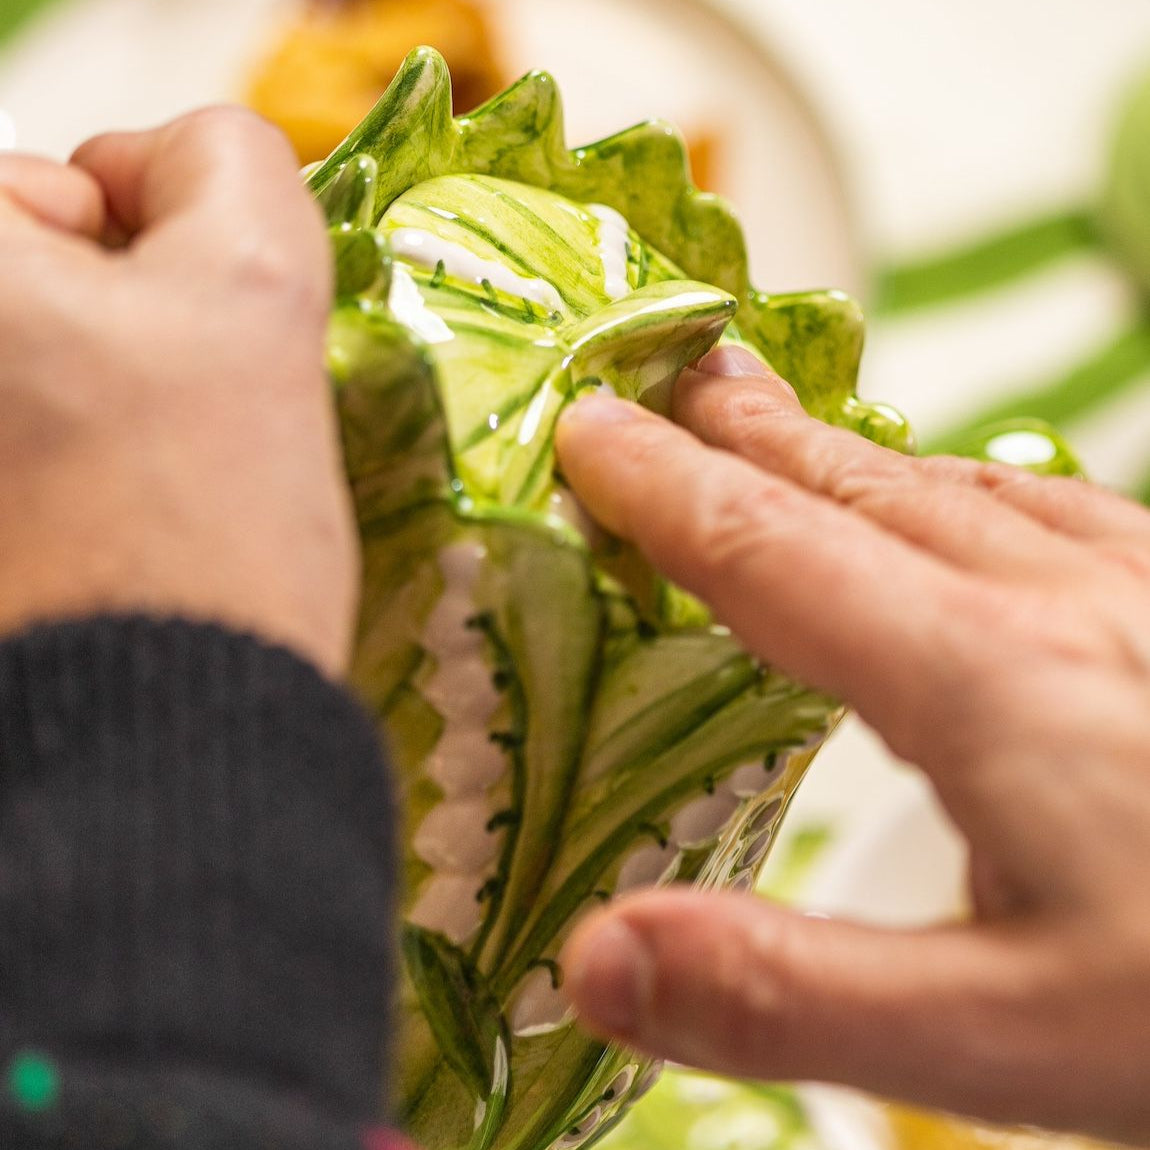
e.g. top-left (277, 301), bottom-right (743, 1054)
top-left (559, 888), bottom-right (1052, 1123)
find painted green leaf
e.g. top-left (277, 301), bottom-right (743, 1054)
top-left (404, 925), bottom-right (510, 1103)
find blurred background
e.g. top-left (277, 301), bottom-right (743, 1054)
top-left (4, 1), bottom-right (1150, 1146)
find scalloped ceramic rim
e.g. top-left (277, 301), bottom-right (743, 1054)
top-left (479, 0), bottom-right (865, 296)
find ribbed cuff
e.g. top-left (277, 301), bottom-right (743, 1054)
top-left (0, 615), bottom-right (397, 1141)
top-left (0, 1060), bottom-right (380, 1150)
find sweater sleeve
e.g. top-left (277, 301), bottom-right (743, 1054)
top-left (0, 615), bottom-right (402, 1150)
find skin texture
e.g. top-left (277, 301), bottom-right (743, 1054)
top-left (0, 108), bottom-right (356, 675)
top-left (556, 345), bottom-right (1150, 1147)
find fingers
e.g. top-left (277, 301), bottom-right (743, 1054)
top-left (674, 347), bottom-right (1091, 582)
top-left (71, 106), bottom-right (330, 291)
top-left (0, 153), bottom-right (107, 237)
top-left (555, 391), bottom-right (983, 744)
top-left (934, 458), bottom-right (1150, 547)
top-left (559, 890), bottom-right (1076, 1129)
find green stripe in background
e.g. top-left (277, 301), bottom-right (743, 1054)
top-left (1135, 455), bottom-right (1150, 505)
top-left (0, 0), bottom-right (70, 48)
top-left (925, 322), bottom-right (1150, 456)
top-left (873, 209), bottom-right (1100, 316)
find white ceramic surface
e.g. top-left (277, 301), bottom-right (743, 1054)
top-left (792, 724), bottom-right (969, 929)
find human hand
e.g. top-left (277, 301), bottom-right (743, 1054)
top-left (556, 346), bottom-right (1150, 1145)
top-left (0, 109), bottom-right (356, 675)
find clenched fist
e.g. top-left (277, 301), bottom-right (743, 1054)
top-left (0, 108), bottom-right (355, 674)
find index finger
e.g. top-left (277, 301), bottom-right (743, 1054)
top-left (555, 395), bottom-right (990, 762)
top-left (70, 107), bottom-right (329, 279)
top-left (673, 347), bottom-right (1091, 583)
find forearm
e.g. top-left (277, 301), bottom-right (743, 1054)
top-left (0, 616), bottom-right (399, 1149)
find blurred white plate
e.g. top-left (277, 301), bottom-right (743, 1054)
top-left (0, 0), bottom-right (862, 295)
top-left (757, 712), bottom-right (968, 932)
top-left (799, 752), bottom-right (968, 929)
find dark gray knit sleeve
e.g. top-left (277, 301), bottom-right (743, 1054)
top-left (0, 616), bottom-right (399, 1150)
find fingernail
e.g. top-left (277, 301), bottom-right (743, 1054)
top-left (561, 394), bottom-right (646, 425)
top-left (694, 345), bottom-right (770, 379)
top-left (563, 918), bottom-right (653, 1037)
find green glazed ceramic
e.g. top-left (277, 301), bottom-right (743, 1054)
top-left (308, 46), bottom-right (913, 1150)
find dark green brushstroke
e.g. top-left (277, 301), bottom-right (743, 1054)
top-left (873, 209), bottom-right (1099, 316)
top-left (926, 322), bottom-right (1150, 456)
top-left (0, 0), bottom-right (67, 47)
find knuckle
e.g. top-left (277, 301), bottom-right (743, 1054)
top-left (969, 460), bottom-right (1046, 501)
top-left (617, 419), bottom-right (684, 490)
top-left (724, 383), bottom-right (788, 423)
top-left (917, 453), bottom-right (1001, 486)
top-left (700, 911), bottom-right (809, 1067)
top-left (177, 104), bottom-right (275, 146)
top-left (817, 451), bottom-right (900, 506)
top-left (679, 367), bottom-right (803, 450)
top-left (920, 454), bottom-right (1059, 507)
top-left (808, 432), bottom-right (921, 507)
top-left (719, 386), bottom-right (800, 449)
top-left (676, 471), bottom-right (792, 598)
top-left (228, 232), bottom-right (328, 319)
top-left (230, 234), bottom-right (298, 293)
top-left (171, 106), bottom-right (302, 200)
top-left (737, 915), bottom-right (804, 1030)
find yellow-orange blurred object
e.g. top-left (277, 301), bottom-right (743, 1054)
top-left (887, 1105), bottom-right (1127, 1150)
top-left (246, 0), bottom-right (504, 164)
top-left (685, 127), bottom-right (723, 193)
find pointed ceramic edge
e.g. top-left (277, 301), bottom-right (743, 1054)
top-left (308, 46), bottom-right (912, 449)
